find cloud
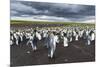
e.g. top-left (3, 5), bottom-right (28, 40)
top-left (10, 1), bottom-right (95, 22)
top-left (11, 15), bottom-right (95, 23)
top-left (11, 15), bottom-right (70, 21)
top-left (11, 2), bottom-right (42, 15)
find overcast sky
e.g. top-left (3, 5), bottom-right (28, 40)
top-left (11, 0), bottom-right (95, 23)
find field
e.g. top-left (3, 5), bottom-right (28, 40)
top-left (10, 20), bottom-right (95, 66)
top-left (10, 20), bottom-right (95, 29)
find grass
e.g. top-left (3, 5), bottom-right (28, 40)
top-left (11, 20), bottom-right (95, 24)
top-left (10, 20), bottom-right (95, 29)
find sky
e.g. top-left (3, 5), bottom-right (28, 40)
top-left (11, 0), bottom-right (95, 23)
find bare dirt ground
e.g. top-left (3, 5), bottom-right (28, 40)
top-left (10, 38), bottom-right (95, 67)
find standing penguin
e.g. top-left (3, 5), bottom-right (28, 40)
top-left (90, 30), bottom-right (95, 45)
top-left (63, 33), bottom-right (68, 47)
top-left (10, 32), bottom-right (14, 45)
top-left (90, 30), bottom-right (95, 41)
top-left (86, 30), bottom-right (91, 45)
top-left (75, 31), bottom-right (79, 41)
top-left (32, 29), bottom-right (42, 51)
top-left (13, 32), bottom-right (19, 45)
top-left (43, 30), bottom-right (49, 48)
top-left (48, 31), bottom-right (57, 59)
top-left (26, 33), bottom-right (35, 51)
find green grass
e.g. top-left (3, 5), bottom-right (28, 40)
top-left (10, 20), bottom-right (95, 28)
top-left (11, 20), bottom-right (95, 24)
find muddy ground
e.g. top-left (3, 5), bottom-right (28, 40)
top-left (10, 38), bottom-right (95, 67)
